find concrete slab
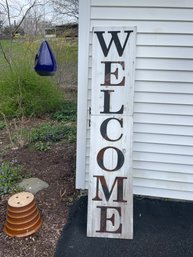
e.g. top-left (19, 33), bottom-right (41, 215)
top-left (18, 177), bottom-right (49, 194)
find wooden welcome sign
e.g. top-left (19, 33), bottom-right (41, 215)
top-left (87, 26), bottom-right (136, 239)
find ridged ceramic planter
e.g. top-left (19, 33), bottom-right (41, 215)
top-left (3, 192), bottom-right (43, 238)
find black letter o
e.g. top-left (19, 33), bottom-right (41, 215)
top-left (97, 146), bottom-right (124, 172)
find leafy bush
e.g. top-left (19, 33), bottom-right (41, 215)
top-left (30, 123), bottom-right (76, 143)
top-left (0, 62), bottom-right (63, 117)
top-left (0, 160), bottom-right (22, 195)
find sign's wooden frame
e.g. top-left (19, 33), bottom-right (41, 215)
top-left (87, 26), bottom-right (137, 239)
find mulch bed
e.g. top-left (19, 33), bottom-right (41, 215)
top-left (0, 142), bottom-right (78, 257)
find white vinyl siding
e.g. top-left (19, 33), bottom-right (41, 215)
top-left (76, 0), bottom-right (193, 201)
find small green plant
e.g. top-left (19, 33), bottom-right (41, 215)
top-left (51, 100), bottom-right (77, 122)
top-left (34, 141), bottom-right (51, 152)
top-left (30, 123), bottom-right (76, 144)
top-left (0, 160), bottom-right (22, 195)
top-left (0, 121), bottom-right (5, 130)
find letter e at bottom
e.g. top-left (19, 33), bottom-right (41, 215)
top-left (96, 206), bottom-right (122, 234)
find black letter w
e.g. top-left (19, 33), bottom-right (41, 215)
top-left (94, 30), bottom-right (133, 57)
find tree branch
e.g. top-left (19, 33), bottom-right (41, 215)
top-left (0, 42), bottom-right (12, 71)
top-left (51, 0), bottom-right (78, 20)
top-left (12, 0), bottom-right (37, 37)
top-left (5, 0), bottom-right (12, 38)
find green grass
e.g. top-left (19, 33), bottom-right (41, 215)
top-left (50, 40), bottom-right (78, 86)
top-left (0, 38), bottom-right (78, 68)
top-left (51, 40), bottom-right (78, 63)
top-left (0, 40), bottom-right (28, 66)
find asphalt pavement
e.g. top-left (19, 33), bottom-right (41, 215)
top-left (54, 196), bottom-right (193, 257)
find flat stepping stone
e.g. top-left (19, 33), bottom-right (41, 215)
top-left (18, 177), bottom-right (49, 194)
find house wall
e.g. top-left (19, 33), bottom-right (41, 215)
top-left (76, 0), bottom-right (193, 200)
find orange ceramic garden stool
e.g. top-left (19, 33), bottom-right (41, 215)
top-left (3, 192), bottom-right (43, 238)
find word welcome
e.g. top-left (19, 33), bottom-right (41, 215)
top-left (87, 27), bottom-right (136, 239)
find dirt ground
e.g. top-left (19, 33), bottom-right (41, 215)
top-left (0, 127), bottom-right (78, 257)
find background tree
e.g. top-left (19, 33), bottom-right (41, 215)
top-left (0, 0), bottom-right (53, 37)
top-left (51, 0), bottom-right (78, 22)
top-left (21, 4), bottom-right (51, 37)
top-left (0, 11), bottom-right (6, 31)
top-left (0, 0), bottom-right (39, 38)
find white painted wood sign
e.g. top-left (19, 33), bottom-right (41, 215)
top-left (87, 26), bottom-right (136, 239)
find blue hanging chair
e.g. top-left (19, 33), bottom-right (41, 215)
top-left (34, 40), bottom-right (57, 76)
